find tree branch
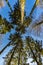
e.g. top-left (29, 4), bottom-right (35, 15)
top-left (0, 41), bottom-right (11, 54)
top-left (7, 45), bottom-right (17, 65)
top-left (5, 0), bottom-right (13, 12)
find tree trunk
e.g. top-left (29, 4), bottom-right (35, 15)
top-left (18, 52), bottom-right (20, 65)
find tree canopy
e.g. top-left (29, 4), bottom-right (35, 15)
top-left (0, 0), bottom-right (43, 65)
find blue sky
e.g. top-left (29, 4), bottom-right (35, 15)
top-left (0, 0), bottom-right (35, 20)
top-left (0, 0), bottom-right (17, 20)
top-left (0, 0), bottom-right (43, 65)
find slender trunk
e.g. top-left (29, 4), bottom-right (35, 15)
top-left (7, 45), bottom-right (17, 65)
top-left (28, 42), bottom-right (40, 65)
top-left (18, 51), bottom-right (20, 65)
top-left (0, 41), bottom-right (11, 54)
top-left (38, 52), bottom-right (42, 65)
top-left (18, 45), bottom-right (21, 65)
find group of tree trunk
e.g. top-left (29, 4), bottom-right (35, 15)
top-left (0, 0), bottom-right (43, 65)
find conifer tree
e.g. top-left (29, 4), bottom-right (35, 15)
top-left (0, 0), bottom-right (43, 65)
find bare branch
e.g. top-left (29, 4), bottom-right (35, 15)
top-left (5, 0), bottom-right (13, 12)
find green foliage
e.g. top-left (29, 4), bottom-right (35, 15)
top-left (0, 0), bottom-right (43, 65)
top-left (0, 15), bottom-right (13, 34)
top-left (26, 36), bottom-right (42, 65)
